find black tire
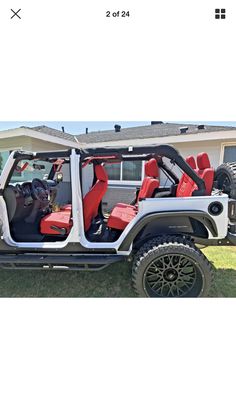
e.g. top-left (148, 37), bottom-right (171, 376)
top-left (215, 162), bottom-right (236, 199)
top-left (132, 236), bottom-right (213, 298)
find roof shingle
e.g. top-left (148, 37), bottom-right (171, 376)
top-left (24, 125), bottom-right (77, 142)
top-left (22, 122), bottom-right (236, 145)
top-left (75, 123), bottom-right (236, 144)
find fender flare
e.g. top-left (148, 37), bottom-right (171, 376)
top-left (118, 210), bottom-right (218, 251)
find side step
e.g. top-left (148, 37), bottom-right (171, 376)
top-left (0, 253), bottom-right (126, 271)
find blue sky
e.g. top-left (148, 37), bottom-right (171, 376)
top-left (0, 121), bottom-right (236, 135)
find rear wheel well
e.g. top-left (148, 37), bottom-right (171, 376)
top-left (132, 217), bottom-right (209, 251)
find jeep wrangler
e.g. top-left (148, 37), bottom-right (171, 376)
top-left (0, 144), bottom-right (235, 298)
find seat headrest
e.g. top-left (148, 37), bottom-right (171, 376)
top-left (186, 155), bottom-right (197, 170)
top-left (95, 164), bottom-right (108, 182)
top-left (145, 158), bottom-right (159, 178)
top-left (197, 153), bottom-right (211, 170)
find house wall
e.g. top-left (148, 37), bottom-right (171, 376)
top-left (173, 139), bottom-right (223, 167)
top-left (0, 135), bottom-right (70, 152)
top-left (27, 139), bottom-right (69, 152)
top-left (0, 136), bottom-right (32, 152)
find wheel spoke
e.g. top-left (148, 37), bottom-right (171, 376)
top-left (147, 278), bottom-right (162, 287)
top-left (146, 272), bottom-right (159, 279)
top-left (166, 283), bottom-right (176, 297)
top-left (152, 281), bottom-right (164, 292)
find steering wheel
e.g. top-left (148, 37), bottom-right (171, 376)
top-left (31, 178), bottom-right (50, 202)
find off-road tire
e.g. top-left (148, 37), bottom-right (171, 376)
top-left (132, 236), bottom-right (213, 298)
top-left (215, 162), bottom-right (236, 199)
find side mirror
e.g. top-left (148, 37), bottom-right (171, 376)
top-left (56, 172), bottom-right (63, 183)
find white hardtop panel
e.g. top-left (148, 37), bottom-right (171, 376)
top-left (139, 194), bottom-right (229, 239)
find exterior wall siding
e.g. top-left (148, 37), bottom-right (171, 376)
top-left (173, 139), bottom-right (223, 168)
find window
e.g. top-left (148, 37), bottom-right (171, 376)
top-left (105, 161), bottom-right (143, 183)
top-left (223, 146), bottom-right (236, 163)
top-left (105, 162), bottom-right (121, 180)
top-left (122, 161), bottom-right (142, 181)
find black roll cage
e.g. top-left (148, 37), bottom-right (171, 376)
top-left (13, 144), bottom-right (206, 194)
top-left (80, 144), bottom-right (206, 194)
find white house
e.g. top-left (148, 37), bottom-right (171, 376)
top-left (0, 122), bottom-right (236, 209)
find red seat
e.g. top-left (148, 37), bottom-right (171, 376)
top-left (196, 153), bottom-right (214, 196)
top-left (186, 155), bottom-right (197, 170)
top-left (107, 203), bottom-right (137, 230)
top-left (138, 158), bottom-right (160, 200)
top-left (176, 155), bottom-right (197, 197)
top-left (40, 209), bottom-right (72, 235)
top-left (41, 164), bottom-right (108, 235)
top-left (107, 158), bottom-right (159, 231)
top-left (83, 164), bottom-right (108, 232)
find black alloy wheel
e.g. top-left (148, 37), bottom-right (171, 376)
top-left (132, 236), bottom-right (213, 298)
top-left (144, 253), bottom-right (202, 297)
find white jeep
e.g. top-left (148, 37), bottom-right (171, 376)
top-left (0, 144), bottom-right (235, 298)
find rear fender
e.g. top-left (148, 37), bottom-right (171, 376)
top-left (118, 211), bottom-right (218, 251)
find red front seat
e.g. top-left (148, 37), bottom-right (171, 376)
top-left (83, 164), bottom-right (108, 232)
top-left (40, 209), bottom-right (72, 235)
top-left (107, 158), bottom-right (159, 231)
top-left (41, 164), bottom-right (108, 236)
top-left (196, 153), bottom-right (214, 196)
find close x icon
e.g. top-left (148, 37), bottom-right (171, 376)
top-left (10, 8), bottom-right (21, 19)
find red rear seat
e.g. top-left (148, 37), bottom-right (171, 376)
top-left (176, 156), bottom-right (197, 197)
top-left (196, 153), bottom-right (214, 195)
top-left (138, 158), bottom-right (160, 200)
top-left (107, 158), bottom-right (159, 231)
top-left (176, 153), bottom-right (214, 197)
top-left (107, 203), bottom-right (137, 231)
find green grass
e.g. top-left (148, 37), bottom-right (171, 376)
top-left (0, 247), bottom-right (235, 297)
top-left (204, 247), bottom-right (236, 297)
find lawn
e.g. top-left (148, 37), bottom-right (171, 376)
top-left (0, 247), bottom-right (235, 297)
top-left (205, 247), bottom-right (236, 297)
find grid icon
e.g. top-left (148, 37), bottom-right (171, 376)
top-left (215, 8), bottom-right (226, 19)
